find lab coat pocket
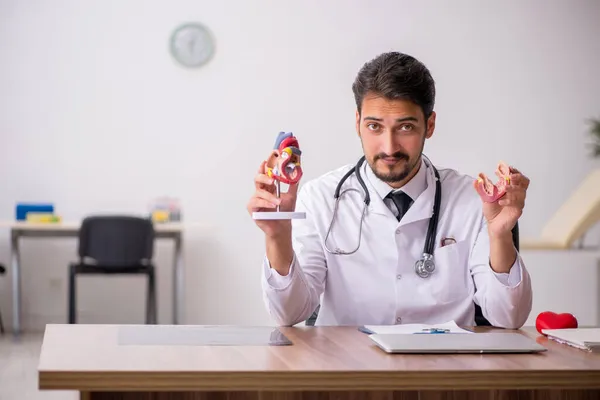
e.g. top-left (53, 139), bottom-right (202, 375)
top-left (429, 240), bottom-right (471, 304)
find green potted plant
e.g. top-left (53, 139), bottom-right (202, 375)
top-left (590, 117), bottom-right (600, 157)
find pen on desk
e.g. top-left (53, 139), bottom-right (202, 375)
top-left (414, 328), bottom-right (450, 334)
top-left (357, 326), bottom-right (375, 335)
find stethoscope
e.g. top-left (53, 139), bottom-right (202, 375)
top-left (323, 154), bottom-right (442, 279)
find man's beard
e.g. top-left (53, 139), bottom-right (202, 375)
top-left (359, 130), bottom-right (426, 185)
top-left (370, 151), bottom-right (417, 183)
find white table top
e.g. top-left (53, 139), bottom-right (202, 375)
top-left (1, 221), bottom-right (185, 233)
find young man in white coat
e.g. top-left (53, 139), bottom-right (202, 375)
top-left (247, 52), bottom-right (533, 329)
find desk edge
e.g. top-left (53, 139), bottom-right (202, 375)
top-left (38, 370), bottom-right (600, 391)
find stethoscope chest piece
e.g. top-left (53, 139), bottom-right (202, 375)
top-left (415, 253), bottom-right (435, 278)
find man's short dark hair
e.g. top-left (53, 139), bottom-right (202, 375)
top-left (352, 52), bottom-right (436, 119)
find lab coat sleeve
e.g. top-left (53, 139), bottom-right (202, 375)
top-left (261, 185), bottom-right (327, 326)
top-left (490, 261), bottom-right (522, 287)
top-left (470, 216), bottom-right (532, 329)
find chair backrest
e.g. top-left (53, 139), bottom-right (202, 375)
top-left (78, 215), bottom-right (155, 267)
top-left (538, 169), bottom-right (600, 248)
top-left (306, 222), bottom-right (520, 327)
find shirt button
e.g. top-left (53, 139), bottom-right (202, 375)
top-left (396, 274), bottom-right (402, 279)
top-left (396, 317), bottom-right (402, 323)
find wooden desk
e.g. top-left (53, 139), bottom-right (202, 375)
top-left (38, 324), bottom-right (600, 400)
top-left (3, 221), bottom-right (184, 335)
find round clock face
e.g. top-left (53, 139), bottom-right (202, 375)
top-left (170, 23), bottom-right (215, 68)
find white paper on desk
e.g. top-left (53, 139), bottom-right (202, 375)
top-left (542, 328), bottom-right (600, 351)
top-left (363, 320), bottom-right (473, 334)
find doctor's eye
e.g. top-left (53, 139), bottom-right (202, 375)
top-left (399, 124), bottom-right (414, 132)
top-left (366, 123), bottom-right (380, 131)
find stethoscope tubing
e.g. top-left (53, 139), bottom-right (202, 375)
top-left (324, 154), bottom-right (442, 278)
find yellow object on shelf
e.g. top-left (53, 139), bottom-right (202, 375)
top-left (151, 210), bottom-right (170, 223)
top-left (26, 213), bottom-right (62, 223)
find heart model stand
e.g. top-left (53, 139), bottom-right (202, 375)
top-left (252, 131), bottom-right (306, 221)
top-left (252, 180), bottom-right (306, 220)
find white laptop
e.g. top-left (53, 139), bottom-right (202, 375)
top-left (369, 332), bottom-right (547, 354)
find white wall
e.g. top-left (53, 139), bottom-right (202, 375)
top-left (1, 0), bottom-right (600, 331)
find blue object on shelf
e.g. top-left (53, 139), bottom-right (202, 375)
top-left (15, 203), bottom-right (54, 221)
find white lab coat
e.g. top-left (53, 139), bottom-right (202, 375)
top-left (261, 157), bottom-right (532, 329)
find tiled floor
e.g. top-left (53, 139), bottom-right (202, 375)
top-left (0, 333), bottom-right (77, 400)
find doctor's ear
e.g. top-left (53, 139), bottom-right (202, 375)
top-left (425, 111), bottom-right (436, 139)
top-left (355, 110), bottom-right (361, 137)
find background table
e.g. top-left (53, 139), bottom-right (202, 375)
top-left (3, 221), bottom-right (184, 335)
top-left (37, 324), bottom-right (600, 400)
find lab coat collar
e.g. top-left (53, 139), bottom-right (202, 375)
top-left (363, 157), bottom-right (435, 225)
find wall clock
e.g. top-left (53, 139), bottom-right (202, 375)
top-left (169, 22), bottom-right (215, 68)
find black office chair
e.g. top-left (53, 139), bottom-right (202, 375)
top-left (68, 216), bottom-right (157, 324)
top-left (306, 222), bottom-right (520, 327)
top-left (0, 264), bottom-right (5, 334)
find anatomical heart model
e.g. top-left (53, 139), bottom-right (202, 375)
top-left (265, 131), bottom-right (303, 185)
top-left (474, 161), bottom-right (511, 202)
top-left (252, 132), bottom-right (307, 220)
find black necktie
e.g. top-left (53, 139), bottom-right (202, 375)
top-left (387, 191), bottom-right (413, 221)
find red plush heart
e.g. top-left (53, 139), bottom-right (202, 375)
top-left (535, 311), bottom-right (578, 334)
